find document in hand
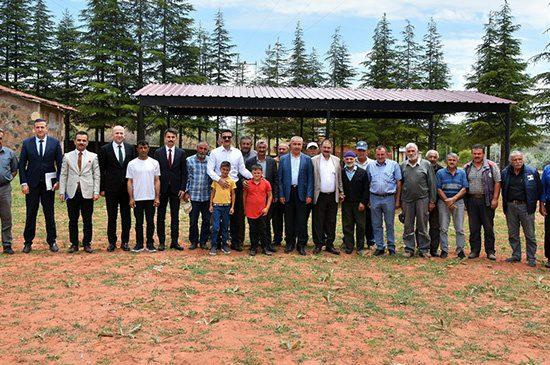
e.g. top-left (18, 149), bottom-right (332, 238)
top-left (45, 172), bottom-right (57, 191)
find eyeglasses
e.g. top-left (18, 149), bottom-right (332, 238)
top-left (221, 136), bottom-right (232, 140)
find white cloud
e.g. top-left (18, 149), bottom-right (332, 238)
top-left (191, 0), bottom-right (549, 31)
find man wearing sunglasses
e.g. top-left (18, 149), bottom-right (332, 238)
top-left (207, 129), bottom-right (252, 251)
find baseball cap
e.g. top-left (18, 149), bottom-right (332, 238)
top-left (307, 142), bottom-right (318, 149)
top-left (356, 141), bottom-right (368, 151)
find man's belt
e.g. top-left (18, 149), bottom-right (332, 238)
top-left (372, 192), bottom-right (395, 197)
top-left (468, 194), bottom-right (485, 199)
top-left (509, 200), bottom-right (525, 205)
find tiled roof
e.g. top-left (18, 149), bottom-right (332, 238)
top-left (0, 85), bottom-right (77, 112)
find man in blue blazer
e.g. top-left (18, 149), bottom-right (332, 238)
top-left (153, 128), bottom-right (187, 251)
top-left (19, 119), bottom-right (63, 253)
top-left (278, 136), bottom-right (314, 255)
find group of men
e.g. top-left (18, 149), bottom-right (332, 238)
top-left (0, 119), bottom-right (549, 268)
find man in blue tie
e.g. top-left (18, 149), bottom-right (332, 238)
top-left (277, 136), bottom-right (314, 255)
top-left (19, 119), bottom-right (63, 253)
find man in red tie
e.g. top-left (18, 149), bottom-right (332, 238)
top-left (153, 128), bottom-right (187, 251)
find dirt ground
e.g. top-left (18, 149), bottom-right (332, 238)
top-left (0, 187), bottom-right (548, 364)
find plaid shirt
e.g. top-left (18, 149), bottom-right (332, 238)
top-left (186, 154), bottom-right (211, 202)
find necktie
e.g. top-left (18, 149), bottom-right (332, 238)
top-left (39, 139), bottom-right (44, 157)
top-left (78, 152), bottom-right (83, 171)
top-left (168, 148), bottom-right (172, 168)
top-left (118, 145), bottom-right (123, 164)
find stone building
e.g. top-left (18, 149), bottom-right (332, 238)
top-left (0, 85), bottom-right (76, 151)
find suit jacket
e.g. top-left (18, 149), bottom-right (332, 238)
top-left (246, 155), bottom-right (278, 198)
top-left (19, 136), bottom-right (63, 188)
top-left (153, 146), bottom-right (187, 195)
top-left (59, 150), bottom-right (100, 199)
top-left (342, 167), bottom-right (369, 205)
top-left (98, 142), bottom-right (136, 193)
top-left (311, 154), bottom-right (343, 204)
top-left (278, 152), bottom-right (313, 202)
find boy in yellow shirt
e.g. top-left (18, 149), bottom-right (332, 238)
top-left (209, 161), bottom-right (236, 255)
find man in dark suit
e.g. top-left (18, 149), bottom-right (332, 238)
top-left (99, 125), bottom-right (136, 252)
top-left (153, 128), bottom-right (187, 251)
top-left (341, 151), bottom-right (370, 255)
top-left (277, 136), bottom-right (313, 255)
top-left (19, 118), bottom-right (63, 253)
top-left (246, 139), bottom-right (277, 252)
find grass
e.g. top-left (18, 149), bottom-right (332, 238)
top-left (0, 179), bottom-right (548, 363)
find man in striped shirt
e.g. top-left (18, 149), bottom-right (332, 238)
top-left (185, 141), bottom-right (212, 250)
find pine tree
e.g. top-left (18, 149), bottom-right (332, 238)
top-left (419, 18), bottom-right (449, 148)
top-left (26, 0), bottom-right (55, 97)
top-left (305, 47), bottom-right (325, 87)
top-left (259, 39), bottom-right (286, 86)
top-left (51, 10), bottom-right (81, 105)
top-left (79, 0), bottom-right (137, 129)
top-left (209, 10), bottom-right (236, 85)
top-left (421, 18), bottom-right (449, 89)
top-left (196, 24), bottom-right (213, 83)
top-left (360, 13), bottom-right (398, 88)
top-left (287, 22), bottom-right (310, 87)
top-left (396, 20), bottom-right (422, 89)
top-left (466, 1), bottom-right (538, 166)
top-left (531, 26), bottom-right (550, 127)
top-left (0, 0), bottom-right (32, 89)
top-left (325, 27), bottom-right (356, 88)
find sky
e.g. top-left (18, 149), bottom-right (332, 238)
top-left (49, 0), bottom-right (548, 89)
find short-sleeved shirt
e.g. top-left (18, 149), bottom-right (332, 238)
top-left (126, 157), bottom-right (161, 201)
top-left (245, 178), bottom-right (272, 219)
top-left (366, 159), bottom-right (402, 195)
top-left (0, 147), bottom-right (18, 185)
top-left (211, 177), bottom-right (236, 205)
top-left (437, 168), bottom-right (469, 198)
top-left (467, 163), bottom-right (501, 195)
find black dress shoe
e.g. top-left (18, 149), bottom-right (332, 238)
top-left (199, 243), bottom-right (208, 250)
top-left (388, 249), bottom-right (396, 256)
top-left (249, 249), bottom-right (257, 256)
top-left (83, 245), bottom-right (93, 253)
top-left (158, 243), bottom-right (166, 251)
top-left (284, 245), bottom-right (294, 253)
top-left (107, 244), bottom-right (116, 252)
top-left (298, 247), bottom-right (307, 256)
top-left (3, 246), bottom-right (14, 255)
top-left (230, 244), bottom-right (243, 252)
top-left (439, 251), bottom-right (448, 259)
top-left (373, 249), bottom-right (385, 256)
top-left (170, 244), bottom-right (184, 251)
top-left (431, 251), bottom-right (440, 257)
top-left (262, 249), bottom-right (273, 256)
top-left (345, 249), bottom-right (353, 254)
top-left (468, 252), bottom-right (479, 259)
top-left (189, 242), bottom-right (198, 250)
top-left (326, 246), bottom-right (340, 255)
top-left (67, 245), bottom-right (78, 253)
top-left (266, 245), bottom-right (276, 253)
top-left (121, 243), bottom-right (130, 251)
top-left (313, 246), bottom-right (322, 254)
top-left (22, 243), bottom-right (32, 254)
top-left (457, 251), bottom-right (466, 259)
top-left (49, 242), bottom-right (59, 252)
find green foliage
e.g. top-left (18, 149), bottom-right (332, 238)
top-left (420, 18), bottom-right (449, 90)
top-left (258, 39), bottom-right (287, 87)
top-left (396, 20), bottom-right (423, 89)
top-left (325, 27), bottom-right (356, 88)
top-left (287, 22), bottom-right (310, 87)
top-left (209, 10), bottom-right (236, 86)
top-left (531, 26), bottom-right (550, 128)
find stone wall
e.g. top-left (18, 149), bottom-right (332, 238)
top-left (0, 92), bottom-right (64, 152)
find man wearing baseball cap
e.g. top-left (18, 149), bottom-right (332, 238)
top-left (306, 142), bottom-right (319, 157)
top-left (355, 141), bottom-right (375, 249)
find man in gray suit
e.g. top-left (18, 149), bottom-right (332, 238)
top-left (311, 139), bottom-right (344, 255)
top-left (59, 131), bottom-right (100, 253)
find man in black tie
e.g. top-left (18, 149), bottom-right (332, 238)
top-left (153, 128), bottom-right (187, 251)
top-left (99, 126), bottom-right (136, 252)
top-left (19, 119), bottom-right (63, 253)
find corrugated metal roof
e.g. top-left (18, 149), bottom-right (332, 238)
top-left (0, 85), bottom-right (77, 112)
top-left (134, 83), bottom-right (516, 105)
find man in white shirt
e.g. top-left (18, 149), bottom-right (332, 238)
top-left (355, 141), bottom-right (375, 248)
top-left (311, 139), bottom-right (343, 255)
top-left (207, 129), bottom-right (252, 251)
top-left (127, 140), bottom-right (161, 252)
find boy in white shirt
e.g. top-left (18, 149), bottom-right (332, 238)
top-left (126, 140), bottom-right (161, 252)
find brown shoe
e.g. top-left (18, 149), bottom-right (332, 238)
top-left (83, 245), bottom-right (93, 253)
top-left (67, 245), bottom-right (78, 253)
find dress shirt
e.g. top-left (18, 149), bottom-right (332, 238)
top-left (319, 156), bottom-right (336, 193)
top-left (35, 135), bottom-right (48, 155)
top-left (290, 153), bottom-right (301, 185)
top-left (207, 146), bottom-right (252, 182)
top-left (76, 149), bottom-right (88, 171)
top-left (166, 146), bottom-right (174, 165)
top-left (112, 141), bottom-right (125, 162)
top-left (345, 165), bottom-right (357, 181)
top-left (367, 159), bottom-right (402, 195)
